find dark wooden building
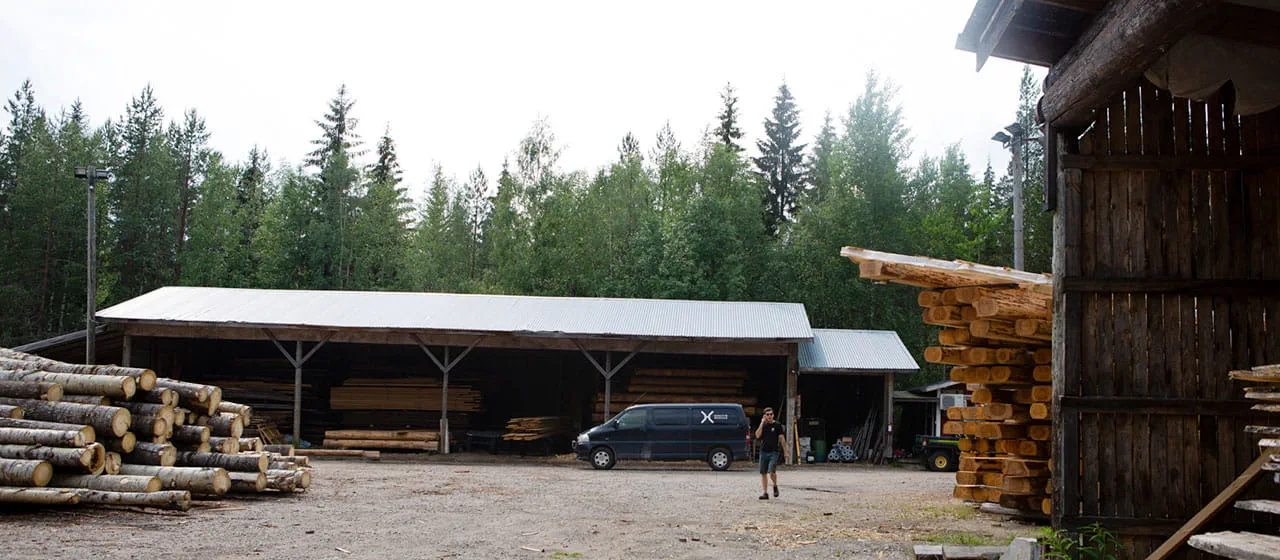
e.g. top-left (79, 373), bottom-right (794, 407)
top-left (958, 1), bottom-right (1280, 557)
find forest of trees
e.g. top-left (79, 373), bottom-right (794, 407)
top-left (0, 68), bottom-right (1051, 388)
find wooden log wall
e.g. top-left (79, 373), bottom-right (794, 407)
top-left (1053, 81), bottom-right (1280, 558)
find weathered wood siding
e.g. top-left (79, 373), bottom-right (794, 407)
top-left (1053, 81), bottom-right (1280, 558)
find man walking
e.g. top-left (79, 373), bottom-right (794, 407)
top-left (755, 407), bottom-right (786, 500)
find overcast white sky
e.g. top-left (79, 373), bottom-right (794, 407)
top-left (1, 1), bottom-right (1039, 201)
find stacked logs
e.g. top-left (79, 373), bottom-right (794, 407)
top-left (502, 417), bottom-right (571, 441)
top-left (321, 429), bottom-right (438, 451)
top-left (0, 347), bottom-right (312, 511)
top-left (924, 286), bottom-right (1054, 515)
top-left (1233, 364), bottom-right (1280, 483)
top-left (839, 247), bottom-right (1055, 517)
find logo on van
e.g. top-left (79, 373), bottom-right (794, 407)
top-left (699, 411), bottom-right (730, 424)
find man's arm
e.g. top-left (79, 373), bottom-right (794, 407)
top-left (778, 433), bottom-right (787, 459)
top-left (754, 419), bottom-right (765, 439)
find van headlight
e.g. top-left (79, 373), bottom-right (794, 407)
top-left (576, 433), bottom-right (589, 445)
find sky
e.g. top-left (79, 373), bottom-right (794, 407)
top-left (0, 1), bottom-right (1040, 201)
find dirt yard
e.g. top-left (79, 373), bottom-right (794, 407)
top-left (2, 455), bottom-right (1042, 559)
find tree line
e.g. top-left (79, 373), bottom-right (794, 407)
top-left (0, 69), bottom-right (1050, 388)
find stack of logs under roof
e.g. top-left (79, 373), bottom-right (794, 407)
top-left (0, 347), bottom-right (312, 511)
top-left (841, 246), bottom-right (1055, 517)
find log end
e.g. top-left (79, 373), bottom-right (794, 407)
top-left (44, 384), bottom-right (64, 402)
top-left (213, 468), bottom-right (231, 495)
top-left (111, 409), bottom-right (131, 438)
top-left (137, 370), bottom-right (157, 392)
top-left (120, 376), bottom-right (137, 400)
top-left (32, 460), bottom-right (52, 487)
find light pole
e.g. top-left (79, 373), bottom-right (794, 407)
top-left (74, 166), bottom-right (109, 365)
top-left (991, 123), bottom-right (1040, 271)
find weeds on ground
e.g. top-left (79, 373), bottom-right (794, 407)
top-left (913, 505), bottom-right (977, 520)
top-left (548, 552), bottom-right (582, 559)
top-left (1039, 524), bottom-right (1123, 560)
top-left (924, 532), bottom-right (1000, 546)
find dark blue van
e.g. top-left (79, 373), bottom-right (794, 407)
top-left (572, 403), bottom-right (752, 471)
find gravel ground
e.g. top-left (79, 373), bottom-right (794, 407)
top-left (2, 454), bottom-right (1043, 559)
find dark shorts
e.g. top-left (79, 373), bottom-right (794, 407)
top-left (759, 451), bottom-right (779, 474)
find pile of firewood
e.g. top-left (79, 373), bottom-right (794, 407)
top-left (0, 347), bottom-right (312, 511)
top-left (321, 429), bottom-right (438, 451)
top-left (841, 246), bottom-right (1054, 516)
top-left (502, 417), bottom-right (570, 441)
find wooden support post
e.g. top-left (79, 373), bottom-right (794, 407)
top-left (122, 335), bottom-right (133, 367)
top-left (884, 373), bottom-right (894, 462)
top-left (1051, 128), bottom-right (1081, 527)
top-left (785, 347), bottom-right (798, 465)
top-left (411, 334), bottom-right (482, 455)
top-left (576, 341), bottom-right (645, 421)
top-left (264, 329), bottom-right (331, 447)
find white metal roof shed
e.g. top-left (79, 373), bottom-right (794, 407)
top-left (97, 287), bottom-right (814, 342)
top-left (797, 329), bottom-right (919, 374)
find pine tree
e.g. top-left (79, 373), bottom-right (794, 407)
top-left (753, 82), bottom-right (807, 236)
top-left (106, 85), bottom-right (178, 302)
top-left (713, 83), bottom-right (744, 152)
top-left (306, 84), bottom-right (362, 169)
top-left (462, 166), bottom-right (489, 283)
top-left (351, 127), bottom-right (409, 290)
top-left (805, 110), bottom-right (837, 206)
top-left (168, 108), bottom-right (211, 283)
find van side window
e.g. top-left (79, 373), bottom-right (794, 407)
top-left (616, 409), bottom-right (646, 429)
top-left (652, 409), bottom-right (688, 426)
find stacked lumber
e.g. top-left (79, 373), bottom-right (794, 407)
top-left (330, 378), bottom-right (482, 412)
top-left (321, 429), bottom-right (438, 451)
top-left (591, 368), bottom-right (754, 423)
top-left (1233, 364), bottom-right (1280, 483)
top-left (502, 417), bottom-right (570, 441)
top-left (0, 347), bottom-right (313, 511)
top-left (841, 247), bottom-right (1054, 516)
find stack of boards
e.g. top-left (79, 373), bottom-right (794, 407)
top-left (321, 429), bottom-right (438, 452)
top-left (842, 246), bottom-right (1054, 517)
top-left (591, 368), bottom-right (756, 423)
top-left (330, 378), bottom-right (483, 413)
top-left (502, 417), bottom-right (570, 441)
top-left (1233, 364), bottom-right (1280, 482)
top-left (0, 347), bottom-right (312, 511)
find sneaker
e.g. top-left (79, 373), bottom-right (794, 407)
top-left (758, 493), bottom-right (769, 500)
top-left (772, 486), bottom-right (779, 497)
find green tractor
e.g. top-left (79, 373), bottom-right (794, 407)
top-left (916, 435), bottom-right (961, 472)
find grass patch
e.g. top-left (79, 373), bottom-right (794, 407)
top-left (548, 552), bottom-right (582, 559)
top-left (917, 504), bottom-right (978, 520)
top-left (924, 532), bottom-right (1001, 546)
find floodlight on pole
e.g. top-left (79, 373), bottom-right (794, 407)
top-left (74, 165), bottom-right (110, 364)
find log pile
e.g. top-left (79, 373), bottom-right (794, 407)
top-left (502, 417), bottom-right (571, 441)
top-left (841, 247), bottom-right (1054, 516)
top-left (321, 429), bottom-right (438, 451)
top-left (0, 347), bottom-right (313, 512)
top-left (591, 368), bottom-right (754, 423)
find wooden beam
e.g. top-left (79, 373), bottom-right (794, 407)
top-left (1058, 396), bottom-right (1271, 416)
top-left (1030, 0), bottom-right (1105, 13)
top-left (1148, 446), bottom-right (1279, 560)
top-left (977, 0), bottom-right (1027, 71)
top-left (1040, 0), bottom-right (1219, 128)
top-left (1060, 153), bottom-right (1279, 171)
top-left (116, 322), bottom-right (794, 357)
top-left (1062, 277), bottom-right (1280, 296)
top-left (1201, 4), bottom-right (1280, 50)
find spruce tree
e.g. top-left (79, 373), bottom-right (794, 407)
top-left (753, 82), bottom-right (807, 236)
top-left (713, 83), bottom-right (744, 152)
top-left (462, 166), bottom-right (489, 282)
top-left (168, 108), bottom-right (211, 283)
top-left (306, 84), bottom-right (362, 169)
top-left (805, 110), bottom-right (837, 206)
top-left (351, 127), bottom-right (409, 290)
top-left (305, 86), bottom-right (362, 288)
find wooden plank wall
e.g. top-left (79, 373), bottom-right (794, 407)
top-left (1054, 81), bottom-right (1280, 558)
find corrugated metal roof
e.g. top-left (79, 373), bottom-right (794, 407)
top-left (798, 329), bottom-right (919, 373)
top-left (96, 287), bottom-right (814, 341)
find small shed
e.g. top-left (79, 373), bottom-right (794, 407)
top-left (797, 329), bottom-right (919, 461)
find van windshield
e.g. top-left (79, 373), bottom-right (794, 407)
top-left (614, 409), bottom-right (646, 429)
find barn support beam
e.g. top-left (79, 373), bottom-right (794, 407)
top-left (1039, 0), bottom-right (1218, 128)
top-left (785, 347), bottom-right (798, 464)
top-left (411, 334), bottom-right (482, 455)
top-left (122, 335), bottom-right (133, 367)
top-left (264, 329), bottom-right (332, 447)
top-left (576, 342), bottom-right (644, 419)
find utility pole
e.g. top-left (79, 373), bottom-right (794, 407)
top-left (992, 123), bottom-right (1038, 271)
top-left (74, 166), bottom-right (110, 364)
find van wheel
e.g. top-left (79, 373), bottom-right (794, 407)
top-left (590, 447), bottom-right (615, 470)
top-left (707, 447), bottom-right (732, 471)
top-left (925, 450), bottom-right (956, 472)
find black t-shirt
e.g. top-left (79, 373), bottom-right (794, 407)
top-left (759, 421), bottom-right (785, 453)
